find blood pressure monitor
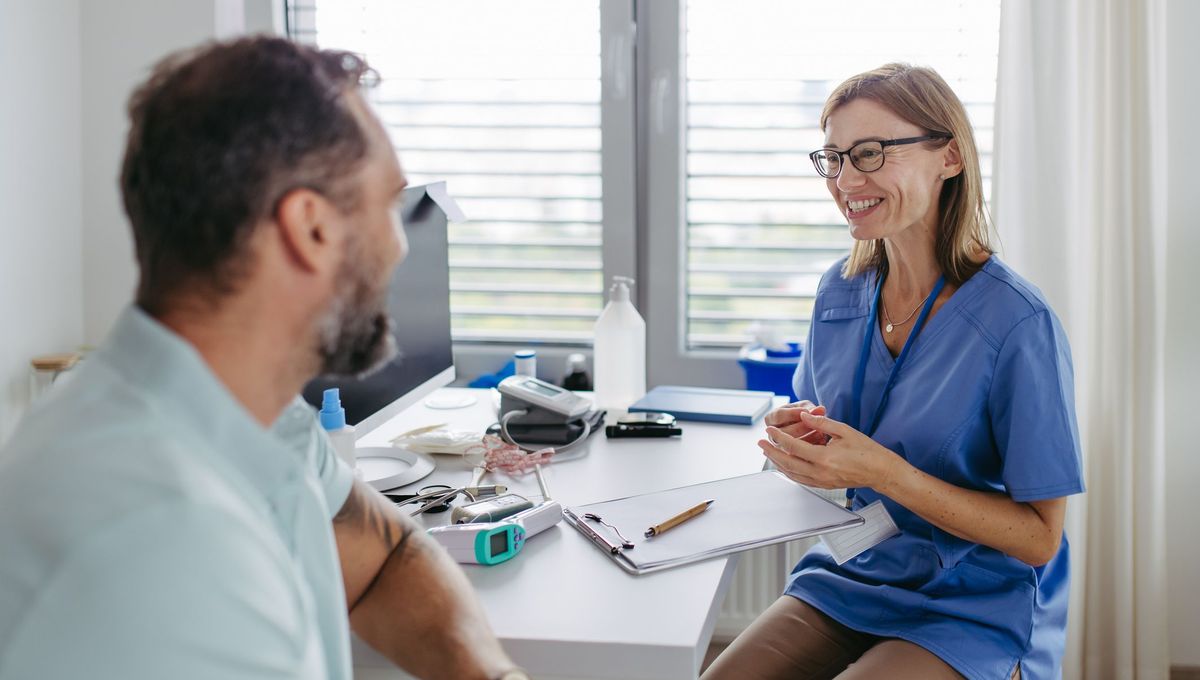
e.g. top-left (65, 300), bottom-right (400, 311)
top-left (497, 375), bottom-right (591, 418)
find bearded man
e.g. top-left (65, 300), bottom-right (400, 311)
top-left (0, 37), bottom-right (525, 680)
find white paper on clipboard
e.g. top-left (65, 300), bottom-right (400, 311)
top-left (562, 471), bottom-right (864, 575)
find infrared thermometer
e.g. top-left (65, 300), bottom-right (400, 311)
top-left (428, 500), bottom-right (564, 565)
top-left (428, 522), bottom-right (526, 566)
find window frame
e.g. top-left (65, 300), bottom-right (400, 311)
top-left (455, 0), bottom-right (638, 382)
top-left (640, 0), bottom-right (744, 387)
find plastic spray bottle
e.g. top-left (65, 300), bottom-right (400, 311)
top-left (592, 276), bottom-right (646, 413)
top-left (319, 388), bottom-right (357, 470)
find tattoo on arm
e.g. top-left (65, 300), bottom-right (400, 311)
top-left (335, 482), bottom-right (416, 610)
top-left (334, 482), bottom-right (408, 550)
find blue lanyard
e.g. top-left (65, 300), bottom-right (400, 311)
top-left (850, 273), bottom-right (946, 438)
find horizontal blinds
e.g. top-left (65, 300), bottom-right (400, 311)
top-left (685, 0), bottom-right (1000, 348)
top-left (288, 0), bottom-right (604, 344)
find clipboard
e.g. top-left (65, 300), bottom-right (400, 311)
top-left (563, 471), bottom-right (864, 574)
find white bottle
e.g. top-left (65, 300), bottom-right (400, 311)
top-left (319, 388), bottom-right (357, 471)
top-left (592, 276), bottom-right (646, 413)
top-left (514, 349), bottom-right (537, 377)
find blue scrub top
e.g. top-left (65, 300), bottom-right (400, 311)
top-left (787, 256), bottom-right (1085, 680)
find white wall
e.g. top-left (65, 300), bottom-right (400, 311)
top-left (0, 0), bottom-right (270, 441)
top-left (1165, 0), bottom-right (1200, 667)
top-left (79, 0), bottom-right (247, 343)
top-left (0, 0), bottom-right (84, 443)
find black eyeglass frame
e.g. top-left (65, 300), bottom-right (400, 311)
top-left (809, 134), bottom-right (952, 179)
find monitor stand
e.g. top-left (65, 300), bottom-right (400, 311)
top-left (424, 393), bottom-right (477, 409)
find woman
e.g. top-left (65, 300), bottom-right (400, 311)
top-left (702, 64), bottom-right (1084, 680)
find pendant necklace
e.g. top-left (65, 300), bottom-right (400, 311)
top-left (882, 286), bottom-right (935, 334)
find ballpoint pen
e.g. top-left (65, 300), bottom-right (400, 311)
top-left (644, 499), bottom-right (714, 538)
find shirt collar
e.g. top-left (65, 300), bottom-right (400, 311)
top-left (96, 306), bottom-right (300, 493)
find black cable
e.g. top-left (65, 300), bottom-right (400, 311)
top-left (498, 408), bottom-right (592, 453)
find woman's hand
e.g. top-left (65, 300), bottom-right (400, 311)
top-left (763, 401), bottom-right (828, 445)
top-left (763, 412), bottom-right (1068, 566)
top-left (759, 410), bottom-right (903, 490)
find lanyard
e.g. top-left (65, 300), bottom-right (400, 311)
top-left (850, 273), bottom-right (946, 437)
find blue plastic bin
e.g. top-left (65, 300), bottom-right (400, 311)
top-left (737, 342), bottom-right (802, 401)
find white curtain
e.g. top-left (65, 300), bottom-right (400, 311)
top-left (993, 1), bottom-right (1170, 678)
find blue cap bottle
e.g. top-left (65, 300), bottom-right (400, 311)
top-left (319, 388), bottom-right (347, 431)
top-left (318, 388), bottom-right (357, 470)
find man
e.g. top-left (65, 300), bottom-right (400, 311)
top-left (0, 37), bottom-right (526, 680)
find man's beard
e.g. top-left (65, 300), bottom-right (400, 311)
top-left (315, 247), bottom-right (398, 378)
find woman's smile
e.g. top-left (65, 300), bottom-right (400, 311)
top-left (846, 197), bottom-right (884, 219)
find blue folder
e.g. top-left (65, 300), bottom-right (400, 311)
top-left (629, 385), bottom-right (774, 425)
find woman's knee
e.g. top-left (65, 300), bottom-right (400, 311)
top-left (702, 597), bottom-right (874, 680)
top-left (834, 639), bottom-right (964, 680)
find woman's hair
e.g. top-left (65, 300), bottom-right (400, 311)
top-left (820, 63), bottom-right (993, 285)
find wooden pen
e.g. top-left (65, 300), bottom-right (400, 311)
top-left (644, 499), bottom-right (715, 538)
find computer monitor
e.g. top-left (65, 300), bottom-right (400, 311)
top-left (302, 183), bottom-right (457, 439)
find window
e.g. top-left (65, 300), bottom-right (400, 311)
top-left (287, 0), bottom-right (634, 345)
top-left (287, 1), bottom-right (1000, 385)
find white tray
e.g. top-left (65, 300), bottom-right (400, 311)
top-left (355, 446), bottom-right (435, 491)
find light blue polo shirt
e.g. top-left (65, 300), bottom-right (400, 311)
top-left (0, 307), bottom-right (356, 679)
top-left (787, 256), bottom-right (1085, 680)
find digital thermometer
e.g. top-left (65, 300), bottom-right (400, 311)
top-left (428, 500), bottom-right (564, 565)
top-left (428, 522), bottom-right (525, 566)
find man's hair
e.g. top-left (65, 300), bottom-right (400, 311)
top-left (120, 36), bottom-right (376, 313)
top-left (820, 63), bottom-right (993, 286)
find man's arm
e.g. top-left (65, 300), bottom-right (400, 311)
top-left (333, 479), bottom-right (516, 680)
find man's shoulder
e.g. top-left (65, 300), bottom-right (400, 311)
top-left (0, 499), bottom-right (311, 679)
top-left (0, 368), bottom-right (288, 650)
top-left (0, 365), bottom-right (237, 522)
top-left (3, 355), bottom-right (177, 464)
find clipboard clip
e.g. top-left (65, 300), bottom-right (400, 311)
top-left (581, 513), bottom-right (635, 553)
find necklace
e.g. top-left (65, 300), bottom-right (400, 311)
top-left (882, 286), bottom-right (936, 333)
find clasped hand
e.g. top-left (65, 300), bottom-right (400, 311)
top-left (758, 401), bottom-right (898, 491)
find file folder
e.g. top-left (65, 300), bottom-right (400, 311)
top-left (628, 385), bottom-right (775, 425)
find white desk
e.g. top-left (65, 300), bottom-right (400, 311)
top-left (351, 388), bottom-right (777, 680)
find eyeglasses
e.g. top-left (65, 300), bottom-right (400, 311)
top-left (809, 134), bottom-right (952, 179)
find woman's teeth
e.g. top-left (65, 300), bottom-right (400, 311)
top-left (847, 198), bottom-right (882, 212)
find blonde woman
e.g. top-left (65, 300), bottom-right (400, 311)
top-left (703, 64), bottom-right (1084, 680)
